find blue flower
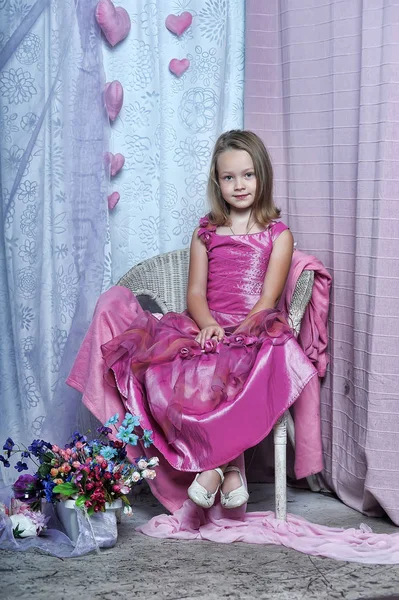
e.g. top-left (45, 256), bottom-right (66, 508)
top-left (15, 461), bottom-right (28, 472)
top-left (142, 429), bottom-right (154, 448)
top-left (43, 479), bottom-right (56, 502)
top-left (3, 437), bottom-right (14, 452)
top-left (72, 431), bottom-right (87, 443)
top-left (99, 447), bottom-right (118, 460)
top-left (116, 426), bottom-right (133, 443)
top-left (28, 439), bottom-right (50, 457)
top-left (104, 413), bottom-right (119, 427)
top-left (0, 455), bottom-right (10, 468)
top-left (21, 451), bottom-right (30, 458)
top-left (127, 434), bottom-right (139, 446)
top-left (122, 413), bottom-right (140, 428)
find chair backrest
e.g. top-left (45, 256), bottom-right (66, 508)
top-left (117, 248), bottom-right (314, 336)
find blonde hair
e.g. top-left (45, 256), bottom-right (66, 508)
top-left (207, 130), bottom-right (280, 226)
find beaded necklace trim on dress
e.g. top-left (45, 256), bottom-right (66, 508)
top-left (214, 222), bottom-right (274, 238)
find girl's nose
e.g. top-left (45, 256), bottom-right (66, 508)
top-left (234, 178), bottom-right (245, 190)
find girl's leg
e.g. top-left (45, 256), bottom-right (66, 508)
top-left (194, 457), bottom-right (244, 494)
top-left (221, 464), bottom-right (243, 493)
top-left (196, 463), bottom-right (228, 493)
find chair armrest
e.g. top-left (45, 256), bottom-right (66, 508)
top-left (288, 270), bottom-right (314, 337)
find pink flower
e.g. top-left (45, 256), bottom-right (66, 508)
top-left (203, 339), bottom-right (217, 353)
top-left (120, 485), bottom-right (130, 494)
top-left (75, 442), bottom-right (84, 450)
top-left (112, 484), bottom-right (121, 493)
top-left (179, 347), bottom-right (191, 359)
top-left (72, 461), bottom-right (81, 469)
top-left (52, 445), bottom-right (60, 453)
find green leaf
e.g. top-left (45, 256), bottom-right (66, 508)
top-left (74, 495), bottom-right (87, 508)
top-left (37, 463), bottom-right (52, 477)
top-left (53, 482), bottom-right (79, 496)
top-left (43, 451), bottom-right (54, 462)
top-left (13, 524), bottom-right (24, 538)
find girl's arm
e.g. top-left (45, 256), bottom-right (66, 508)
top-left (187, 228), bottom-right (224, 347)
top-left (240, 229), bottom-right (294, 325)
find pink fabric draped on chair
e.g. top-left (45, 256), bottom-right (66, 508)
top-left (244, 0), bottom-right (399, 525)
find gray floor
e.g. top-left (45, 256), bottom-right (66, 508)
top-left (1, 484), bottom-right (399, 600)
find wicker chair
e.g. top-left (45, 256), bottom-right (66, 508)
top-left (117, 248), bottom-right (318, 520)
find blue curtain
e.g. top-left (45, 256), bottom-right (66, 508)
top-left (0, 0), bottom-right (245, 486)
top-left (104, 0), bottom-right (245, 280)
top-left (0, 0), bottom-right (109, 484)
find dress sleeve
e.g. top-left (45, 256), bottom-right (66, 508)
top-left (270, 221), bottom-right (289, 243)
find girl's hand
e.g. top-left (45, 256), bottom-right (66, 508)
top-left (195, 324), bottom-right (225, 348)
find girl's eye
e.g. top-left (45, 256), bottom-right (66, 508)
top-left (245, 172), bottom-right (254, 178)
top-left (224, 175), bottom-right (232, 181)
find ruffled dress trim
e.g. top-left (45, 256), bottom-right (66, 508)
top-left (198, 215), bottom-right (217, 248)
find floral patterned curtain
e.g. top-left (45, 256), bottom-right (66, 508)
top-left (0, 0), bottom-right (108, 485)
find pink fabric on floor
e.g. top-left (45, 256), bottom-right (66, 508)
top-left (138, 500), bottom-right (399, 564)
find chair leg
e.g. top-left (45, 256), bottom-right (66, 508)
top-left (274, 412), bottom-right (287, 521)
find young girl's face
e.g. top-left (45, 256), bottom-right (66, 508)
top-left (217, 149), bottom-right (257, 212)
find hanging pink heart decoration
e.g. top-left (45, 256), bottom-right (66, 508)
top-left (165, 12), bottom-right (193, 36)
top-left (95, 0), bottom-right (131, 47)
top-left (169, 58), bottom-right (190, 77)
top-left (104, 81), bottom-right (124, 121)
top-left (104, 152), bottom-right (125, 177)
top-left (108, 191), bottom-right (120, 210)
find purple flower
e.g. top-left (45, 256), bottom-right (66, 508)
top-left (13, 474), bottom-right (37, 490)
top-left (15, 461), bottom-right (29, 472)
top-left (179, 347), bottom-right (192, 359)
top-left (0, 455), bottom-right (10, 468)
top-left (97, 426), bottom-right (112, 435)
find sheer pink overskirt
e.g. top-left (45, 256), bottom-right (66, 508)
top-left (101, 302), bottom-right (317, 472)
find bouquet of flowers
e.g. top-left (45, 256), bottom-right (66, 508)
top-left (0, 413), bottom-right (159, 519)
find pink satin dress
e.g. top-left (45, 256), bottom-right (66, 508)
top-left (101, 216), bottom-right (317, 473)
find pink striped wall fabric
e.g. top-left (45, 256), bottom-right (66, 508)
top-left (245, 0), bottom-right (399, 525)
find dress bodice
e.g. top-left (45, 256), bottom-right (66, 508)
top-left (198, 216), bottom-right (289, 316)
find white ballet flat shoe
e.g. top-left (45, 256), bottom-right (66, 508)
top-left (188, 467), bottom-right (225, 509)
top-left (220, 466), bottom-right (249, 509)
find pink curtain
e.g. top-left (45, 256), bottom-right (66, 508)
top-left (245, 0), bottom-right (399, 525)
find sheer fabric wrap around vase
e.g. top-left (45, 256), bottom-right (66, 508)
top-left (55, 499), bottom-right (122, 547)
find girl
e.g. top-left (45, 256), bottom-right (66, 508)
top-left (68, 130), bottom-right (318, 514)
